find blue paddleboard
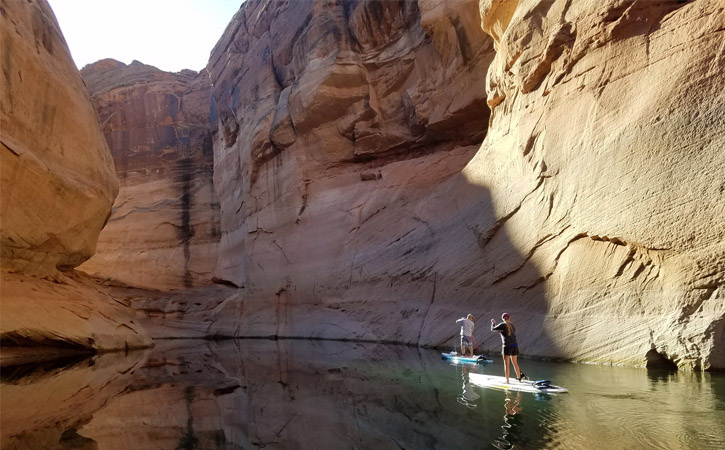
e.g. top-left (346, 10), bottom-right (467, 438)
top-left (441, 351), bottom-right (493, 364)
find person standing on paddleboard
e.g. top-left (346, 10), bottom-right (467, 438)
top-left (491, 313), bottom-right (526, 384)
top-left (456, 314), bottom-right (475, 357)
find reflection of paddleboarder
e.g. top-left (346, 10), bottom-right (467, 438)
top-left (456, 365), bottom-right (479, 409)
top-left (504, 390), bottom-right (522, 416)
top-left (491, 313), bottom-right (526, 384)
top-left (492, 391), bottom-right (523, 450)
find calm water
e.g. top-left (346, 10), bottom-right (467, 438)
top-left (1, 339), bottom-right (724, 449)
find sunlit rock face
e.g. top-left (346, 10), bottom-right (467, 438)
top-left (207, 0), bottom-right (497, 343)
top-left (77, 59), bottom-right (220, 290)
top-left (0, 0), bottom-right (150, 353)
top-left (1, 271), bottom-right (151, 354)
top-left (468, 0), bottom-right (725, 370)
top-left (0, 0), bottom-right (117, 276)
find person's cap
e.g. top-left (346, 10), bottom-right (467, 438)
top-left (502, 312), bottom-right (510, 320)
top-left (467, 314), bottom-right (474, 319)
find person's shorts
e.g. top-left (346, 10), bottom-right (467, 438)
top-left (461, 335), bottom-right (473, 346)
top-left (502, 345), bottom-right (519, 356)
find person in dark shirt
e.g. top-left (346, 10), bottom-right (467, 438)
top-left (491, 312), bottom-right (526, 383)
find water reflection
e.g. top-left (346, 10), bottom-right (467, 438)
top-left (492, 391), bottom-right (523, 450)
top-left (1, 340), bottom-right (724, 450)
top-left (0, 348), bottom-right (150, 450)
top-left (456, 365), bottom-right (479, 409)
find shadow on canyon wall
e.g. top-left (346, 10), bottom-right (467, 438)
top-left (57, 0), bottom-right (567, 367)
top-left (371, 164), bottom-right (560, 359)
top-left (215, 143), bottom-right (562, 363)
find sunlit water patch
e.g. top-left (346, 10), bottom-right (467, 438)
top-left (1, 339), bottom-right (723, 449)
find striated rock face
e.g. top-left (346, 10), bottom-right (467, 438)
top-left (204, 0), bottom-right (724, 370)
top-left (0, 0), bottom-right (150, 353)
top-left (466, 0), bottom-right (725, 370)
top-left (77, 59), bottom-right (220, 290)
top-left (205, 0), bottom-right (497, 340)
top-left (208, 0), bottom-right (494, 285)
top-left (1, 271), bottom-right (151, 353)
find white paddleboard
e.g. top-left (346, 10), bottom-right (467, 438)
top-left (469, 372), bottom-right (568, 394)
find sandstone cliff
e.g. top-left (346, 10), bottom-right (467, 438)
top-left (208, 0), bottom-right (493, 285)
top-left (0, 0), bottom-right (150, 355)
top-left (202, 0), bottom-right (496, 338)
top-left (77, 60), bottom-right (220, 290)
top-left (203, 0), bottom-right (723, 370)
top-left (470, 0), bottom-right (725, 370)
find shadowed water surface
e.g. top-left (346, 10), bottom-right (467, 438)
top-left (1, 339), bottom-right (724, 449)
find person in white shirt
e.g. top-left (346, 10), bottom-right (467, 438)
top-left (455, 314), bottom-right (475, 357)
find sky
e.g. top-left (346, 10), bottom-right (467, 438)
top-left (47, 0), bottom-right (243, 72)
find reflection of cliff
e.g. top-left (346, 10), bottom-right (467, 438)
top-left (4, 341), bottom-right (722, 449)
top-left (78, 60), bottom-right (220, 291)
top-left (0, 349), bottom-right (150, 450)
top-left (0, 0), bottom-right (150, 353)
top-left (75, 340), bottom-right (492, 449)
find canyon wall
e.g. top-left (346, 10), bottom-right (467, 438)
top-left (77, 60), bottom-right (220, 290)
top-left (0, 0), bottom-right (150, 354)
top-left (204, 0), bottom-right (498, 338)
top-left (470, 0), bottom-right (725, 370)
top-left (5, 0), bottom-right (719, 371)
top-left (205, 0), bottom-right (723, 370)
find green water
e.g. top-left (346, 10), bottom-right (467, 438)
top-left (1, 339), bottom-right (723, 449)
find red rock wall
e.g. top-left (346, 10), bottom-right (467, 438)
top-left (0, 0), bottom-right (150, 353)
top-left (208, 0), bottom-right (493, 285)
top-left (78, 60), bottom-right (220, 290)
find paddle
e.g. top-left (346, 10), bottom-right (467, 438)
top-left (471, 335), bottom-right (483, 354)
